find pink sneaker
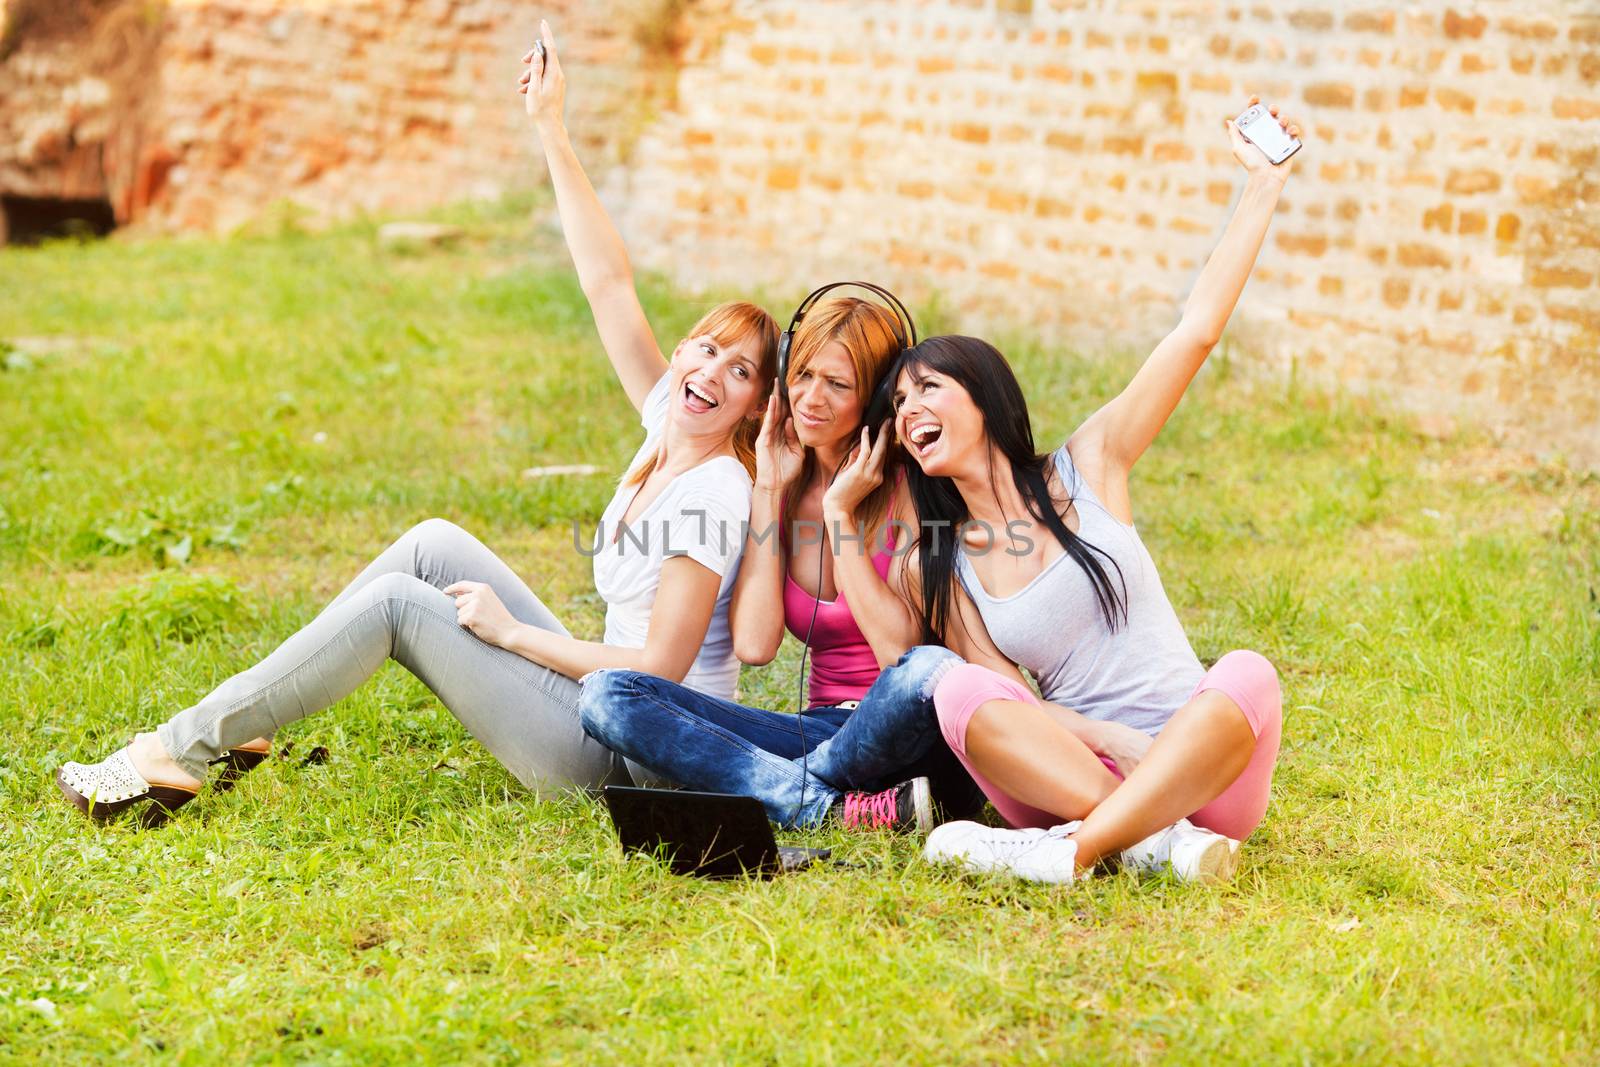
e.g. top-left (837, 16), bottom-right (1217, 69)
top-left (833, 777), bottom-right (935, 833)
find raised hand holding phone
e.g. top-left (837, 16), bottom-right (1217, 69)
top-left (1229, 95), bottom-right (1302, 182)
top-left (1068, 97), bottom-right (1302, 483)
top-left (518, 20), bottom-right (564, 126)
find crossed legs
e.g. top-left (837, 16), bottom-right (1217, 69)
top-left (935, 651), bottom-right (1282, 869)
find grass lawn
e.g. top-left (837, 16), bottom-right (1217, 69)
top-left (1, 197), bottom-right (1597, 1064)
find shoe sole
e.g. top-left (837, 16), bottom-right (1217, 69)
top-left (1188, 835), bottom-right (1239, 883)
top-left (210, 745), bottom-right (270, 794)
top-left (56, 769), bottom-right (198, 828)
top-left (910, 778), bottom-right (935, 834)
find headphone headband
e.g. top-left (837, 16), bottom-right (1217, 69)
top-left (784, 281), bottom-right (919, 349)
top-left (777, 281), bottom-right (916, 829)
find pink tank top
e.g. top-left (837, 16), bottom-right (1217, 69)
top-left (782, 493), bottom-right (900, 709)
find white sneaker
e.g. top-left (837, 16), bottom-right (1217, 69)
top-left (1119, 818), bottom-right (1241, 883)
top-left (923, 820), bottom-right (1085, 884)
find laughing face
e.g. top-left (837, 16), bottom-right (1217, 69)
top-left (667, 331), bottom-right (767, 439)
top-left (786, 340), bottom-right (865, 450)
top-left (893, 363), bottom-right (984, 479)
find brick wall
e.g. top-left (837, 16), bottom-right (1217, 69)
top-left (610, 0), bottom-right (1600, 467)
top-left (3, 0), bottom-right (1596, 463)
top-left (0, 0), bottom-right (701, 230)
top-left (143, 0), bottom-right (698, 231)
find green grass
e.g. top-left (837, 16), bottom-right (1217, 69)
top-left (2, 197), bottom-right (1597, 1064)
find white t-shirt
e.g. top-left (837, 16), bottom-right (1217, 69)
top-left (591, 373), bottom-right (750, 698)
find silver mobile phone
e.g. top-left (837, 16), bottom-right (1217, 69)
top-left (1236, 103), bottom-right (1301, 165)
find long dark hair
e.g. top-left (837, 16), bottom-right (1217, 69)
top-left (892, 335), bottom-right (1126, 644)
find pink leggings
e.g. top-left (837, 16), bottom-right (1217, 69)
top-left (933, 651), bottom-right (1283, 841)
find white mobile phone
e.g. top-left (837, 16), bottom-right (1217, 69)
top-left (1235, 103), bottom-right (1301, 165)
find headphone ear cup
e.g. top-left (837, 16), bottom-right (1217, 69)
top-left (863, 373), bottom-right (896, 444)
top-left (776, 332), bottom-right (792, 400)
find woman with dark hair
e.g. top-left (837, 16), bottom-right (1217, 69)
top-left (54, 24), bottom-right (779, 823)
top-left (892, 100), bottom-right (1301, 883)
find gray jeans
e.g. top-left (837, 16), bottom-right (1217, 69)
top-left (156, 519), bottom-right (631, 793)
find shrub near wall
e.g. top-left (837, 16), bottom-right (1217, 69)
top-left (613, 0), bottom-right (1600, 466)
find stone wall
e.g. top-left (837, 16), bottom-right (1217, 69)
top-left (0, 0), bottom-right (705, 231)
top-left (142, 0), bottom-right (709, 232)
top-left (0, 0), bottom-right (162, 222)
top-left (611, 0), bottom-right (1600, 466)
top-left (2, 0), bottom-right (1596, 463)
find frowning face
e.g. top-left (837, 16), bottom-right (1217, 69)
top-left (786, 341), bottom-right (864, 450)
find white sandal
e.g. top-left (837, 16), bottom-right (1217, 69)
top-left (56, 749), bottom-right (199, 827)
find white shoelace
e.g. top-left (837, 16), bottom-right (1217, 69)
top-left (980, 822), bottom-right (1080, 864)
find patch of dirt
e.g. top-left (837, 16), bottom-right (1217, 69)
top-left (352, 922), bottom-right (390, 951)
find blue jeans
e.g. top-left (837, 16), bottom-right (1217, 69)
top-left (578, 646), bottom-right (966, 827)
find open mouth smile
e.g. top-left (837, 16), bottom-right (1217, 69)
top-left (683, 380), bottom-right (719, 413)
top-left (907, 420), bottom-right (943, 458)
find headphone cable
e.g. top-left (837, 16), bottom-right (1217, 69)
top-left (776, 283), bottom-right (913, 828)
top-left (793, 449), bottom-right (850, 828)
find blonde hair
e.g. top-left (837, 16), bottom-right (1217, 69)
top-left (783, 296), bottom-right (906, 545)
top-left (624, 301), bottom-right (779, 486)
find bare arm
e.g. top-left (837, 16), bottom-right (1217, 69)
top-left (832, 521), bottom-right (922, 668)
top-left (729, 483), bottom-right (789, 665)
top-left (730, 393), bottom-right (805, 664)
top-left (823, 433), bottom-right (920, 667)
top-left (521, 22), bottom-right (666, 412)
top-left (447, 555), bottom-right (720, 683)
top-left (1071, 98), bottom-right (1301, 513)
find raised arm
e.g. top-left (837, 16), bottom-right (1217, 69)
top-left (521, 21), bottom-right (666, 412)
top-left (1071, 98), bottom-right (1300, 497)
top-left (730, 394), bottom-right (803, 665)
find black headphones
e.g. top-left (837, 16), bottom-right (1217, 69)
top-left (776, 281), bottom-right (918, 442)
top-left (775, 282), bottom-right (916, 826)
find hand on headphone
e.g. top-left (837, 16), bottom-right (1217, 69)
top-left (822, 424), bottom-right (891, 529)
top-left (753, 392), bottom-right (804, 494)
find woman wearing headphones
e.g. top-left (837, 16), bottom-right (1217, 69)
top-left (54, 23), bottom-right (778, 824)
top-left (580, 288), bottom-right (983, 832)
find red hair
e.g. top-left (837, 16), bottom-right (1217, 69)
top-left (623, 301), bottom-right (779, 486)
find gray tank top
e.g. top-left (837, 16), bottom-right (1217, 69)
top-left (955, 445), bottom-right (1204, 736)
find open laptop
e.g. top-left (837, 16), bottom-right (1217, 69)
top-left (603, 786), bottom-right (831, 879)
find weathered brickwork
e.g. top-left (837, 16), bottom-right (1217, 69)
top-left (0, 0), bottom-right (704, 230)
top-left (611, 0), bottom-right (1600, 466)
top-left (0, 0), bottom-right (163, 217)
top-left (2, 0), bottom-right (1596, 463)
